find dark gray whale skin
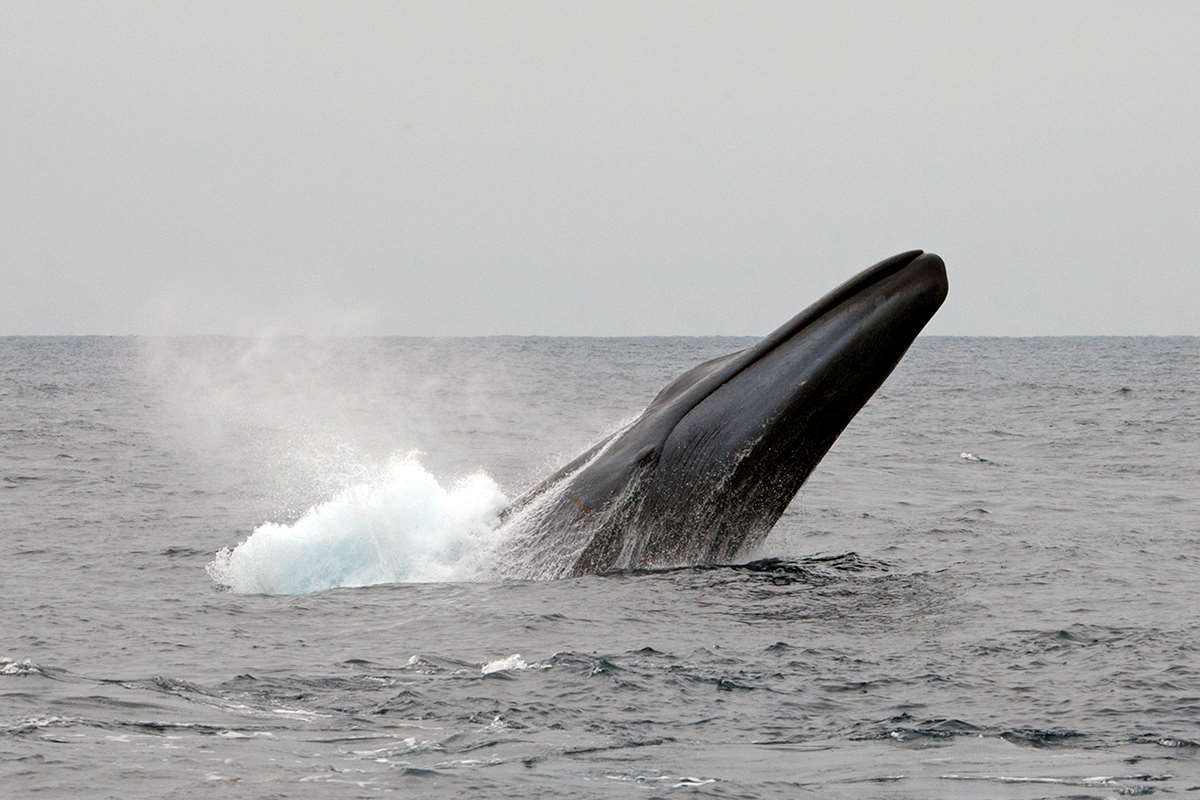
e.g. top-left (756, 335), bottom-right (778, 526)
top-left (504, 251), bottom-right (949, 577)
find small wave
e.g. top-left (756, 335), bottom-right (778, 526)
top-left (480, 654), bottom-right (546, 675)
top-left (545, 651), bottom-right (622, 676)
top-left (616, 554), bottom-right (888, 586)
top-left (1000, 727), bottom-right (1087, 748)
top-left (939, 772), bottom-right (1170, 792)
top-left (0, 658), bottom-right (43, 677)
top-left (4, 716), bottom-right (80, 735)
top-left (1133, 733), bottom-right (1199, 748)
top-left (481, 654), bottom-right (527, 674)
top-left (206, 454), bottom-right (508, 594)
top-left (160, 546), bottom-right (207, 558)
top-left (3, 475), bottom-right (43, 487)
top-left (851, 715), bottom-right (981, 744)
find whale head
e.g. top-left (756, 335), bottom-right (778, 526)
top-left (502, 250), bottom-right (949, 577)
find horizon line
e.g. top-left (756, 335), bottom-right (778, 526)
top-left (1, 333), bottom-right (1196, 340)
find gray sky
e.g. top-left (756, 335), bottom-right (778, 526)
top-left (3, 2), bottom-right (1197, 336)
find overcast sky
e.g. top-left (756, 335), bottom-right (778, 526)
top-left (3, 2), bottom-right (1197, 335)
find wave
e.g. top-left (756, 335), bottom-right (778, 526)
top-left (206, 454), bottom-right (508, 594)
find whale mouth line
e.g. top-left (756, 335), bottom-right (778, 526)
top-left (662, 249), bottom-right (932, 440)
top-left (747, 249), bottom-right (926, 362)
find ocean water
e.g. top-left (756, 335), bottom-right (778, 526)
top-left (1, 335), bottom-right (1197, 798)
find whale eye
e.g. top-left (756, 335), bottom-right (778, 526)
top-left (636, 446), bottom-right (657, 465)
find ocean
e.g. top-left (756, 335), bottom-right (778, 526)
top-left (1, 335), bottom-right (1197, 797)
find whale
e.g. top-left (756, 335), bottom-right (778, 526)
top-left (500, 250), bottom-right (949, 578)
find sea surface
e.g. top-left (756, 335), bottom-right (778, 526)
top-left (1, 335), bottom-right (1197, 798)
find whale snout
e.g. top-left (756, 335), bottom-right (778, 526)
top-left (906, 251), bottom-right (949, 308)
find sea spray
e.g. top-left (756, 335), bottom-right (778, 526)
top-left (206, 454), bottom-right (508, 594)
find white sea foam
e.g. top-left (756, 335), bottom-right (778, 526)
top-left (480, 654), bottom-right (529, 675)
top-left (206, 454), bottom-right (509, 594)
top-left (0, 658), bottom-right (40, 676)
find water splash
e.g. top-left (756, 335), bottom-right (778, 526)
top-left (206, 454), bottom-right (508, 594)
top-left (480, 654), bottom-right (531, 674)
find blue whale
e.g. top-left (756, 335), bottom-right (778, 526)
top-left (502, 251), bottom-right (949, 577)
